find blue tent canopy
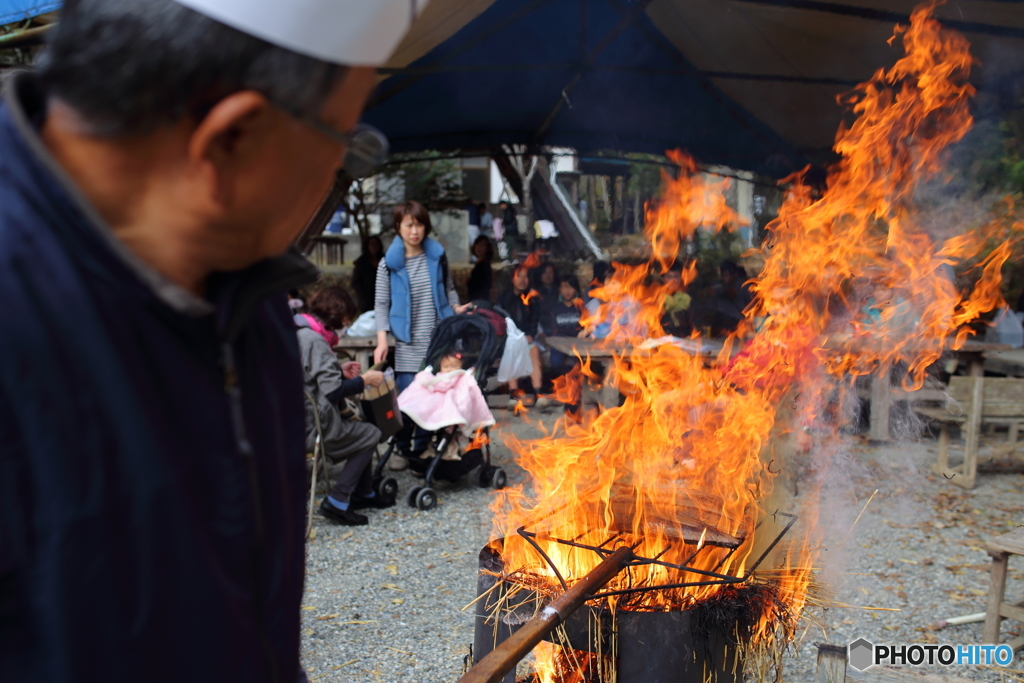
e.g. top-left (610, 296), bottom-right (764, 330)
top-left (363, 0), bottom-right (801, 176)
top-left (364, 0), bottom-right (1024, 177)
top-left (7, 0), bottom-right (1024, 178)
top-left (0, 0), bottom-right (57, 26)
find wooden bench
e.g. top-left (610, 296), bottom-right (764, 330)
top-left (333, 334), bottom-right (394, 371)
top-left (914, 376), bottom-right (1024, 489)
top-left (984, 528), bottom-right (1024, 652)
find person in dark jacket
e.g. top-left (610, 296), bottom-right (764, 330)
top-left (534, 262), bottom-right (559, 305)
top-left (0, 1), bottom-right (401, 681)
top-left (546, 274), bottom-right (586, 340)
top-left (351, 234), bottom-right (383, 313)
top-left (466, 235), bottom-right (495, 302)
top-left (296, 286), bottom-right (388, 526)
top-left (499, 199), bottom-right (519, 257)
top-left (545, 274), bottom-right (588, 417)
top-left (498, 265), bottom-right (547, 407)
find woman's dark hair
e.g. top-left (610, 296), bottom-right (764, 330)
top-left (393, 201), bottom-right (432, 236)
top-left (307, 286), bottom-right (357, 330)
top-left (592, 261), bottom-right (614, 284)
top-left (533, 261), bottom-right (557, 289)
top-left (472, 235), bottom-right (493, 262)
top-left (559, 274), bottom-right (580, 297)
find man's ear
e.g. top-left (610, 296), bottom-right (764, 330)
top-left (186, 91), bottom-right (273, 208)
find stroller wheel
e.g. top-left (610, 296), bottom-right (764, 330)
top-left (376, 476), bottom-right (398, 501)
top-left (406, 486), bottom-right (422, 508)
top-left (415, 487), bottom-right (438, 511)
top-left (477, 464), bottom-right (494, 488)
top-left (491, 468), bottom-right (508, 490)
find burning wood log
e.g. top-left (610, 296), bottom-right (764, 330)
top-left (607, 485), bottom-right (751, 549)
top-left (459, 546), bottom-right (635, 683)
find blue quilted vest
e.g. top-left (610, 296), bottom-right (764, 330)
top-left (384, 236), bottom-right (454, 343)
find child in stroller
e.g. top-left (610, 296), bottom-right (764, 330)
top-left (374, 311), bottom-right (509, 510)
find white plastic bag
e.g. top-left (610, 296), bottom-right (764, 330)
top-left (497, 317), bottom-right (533, 382)
top-left (345, 311), bottom-right (376, 337)
top-left (986, 306), bottom-right (1024, 348)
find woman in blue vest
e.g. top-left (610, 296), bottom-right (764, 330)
top-left (374, 201), bottom-right (472, 467)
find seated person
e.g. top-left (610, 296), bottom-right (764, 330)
top-left (396, 352), bottom-right (495, 459)
top-left (296, 286), bottom-right (390, 527)
top-left (697, 260), bottom-right (752, 336)
top-left (545, 275), bottom-right (588, 415)
top-left (466, 236), bottom-right (495, 302)
top-left (498, 265), bottom-right (549, 408)
top-left (533, 262), bottom-right (559, 311)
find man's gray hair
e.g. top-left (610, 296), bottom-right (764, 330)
top-left (36, 0), bottom-right (347, 136)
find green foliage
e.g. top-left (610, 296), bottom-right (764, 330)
top-left (347, 151), bottom-right (468, 243)
top-left (691, 226), bottom-right (745, 280)
top-left (624, 152), bottom-right (667, 202)
top-left (386, 151), bottom-right (468, 211)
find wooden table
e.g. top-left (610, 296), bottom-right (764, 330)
top-left (958, 340), bottom-right (1012, 377)
top-left (544, 337), bottom-right (625, 408)
top-left (984, 347), bottom-right (1024, 377)
top-left (333, 334), bottom-right (394, 370)
top-left (544, 336), bottom-right (729, 408)
top-left (867, 341), bottom-right (1012, 442)
top-left (544, 336), bottom-right (728, 360)
top-left (309, 234), bottom-right (347, 266)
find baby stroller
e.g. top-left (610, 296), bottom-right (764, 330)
top-left (373, 309), bottom-right (509, 511)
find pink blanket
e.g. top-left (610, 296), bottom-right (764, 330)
top-left (397, 369), bottom-right (495, 432)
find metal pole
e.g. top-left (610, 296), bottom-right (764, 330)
top-left (458, 545), bottom-right (634, 683)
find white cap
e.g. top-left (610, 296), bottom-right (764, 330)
top-left (172, 0), bottom-right (429, 66)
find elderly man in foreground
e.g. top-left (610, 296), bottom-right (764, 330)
top-left (0, 0), bottom-right (415, 680)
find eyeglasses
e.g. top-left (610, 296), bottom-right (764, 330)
top-left (290, 110), bottom-right (389, 179)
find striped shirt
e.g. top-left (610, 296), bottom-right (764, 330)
top-left (375, 252), bottom-right (460, 372)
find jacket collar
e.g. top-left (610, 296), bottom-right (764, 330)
top-left (1, 70), bottom-right (318, 327)
top-left (385, 236), bottom-right (442, 272)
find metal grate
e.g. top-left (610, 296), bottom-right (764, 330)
top-left (515, 510), bottom-right (796, 598)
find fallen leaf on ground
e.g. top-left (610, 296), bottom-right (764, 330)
top-left (386, 564), bottom-right (398, 575)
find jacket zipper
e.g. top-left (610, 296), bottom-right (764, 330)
top-left (222, 342), bottom-right (279, 683)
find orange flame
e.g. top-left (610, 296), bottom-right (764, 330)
top-left (551, 366), bottom-right (583, 406)
top-left (516, 251), bottom-right (545, 280)
top-left (492, 3), bottom-right (1020, 678)
top-left (468, 429), bottom-right (490, 451)
top-left (520, 289), bottom-right (540, 306)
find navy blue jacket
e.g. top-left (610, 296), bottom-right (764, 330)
top-left (0, 73), bottom-right (318, 682)
top-left (383, 236), bottom-right (454, 342)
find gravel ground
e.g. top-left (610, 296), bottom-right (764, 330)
top-left (783, 439), bottom-right (1024, 682)
top-left (301, 408), bottom-right (1024, 683)
top-left (299, 401), bottom-right (538, 683)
